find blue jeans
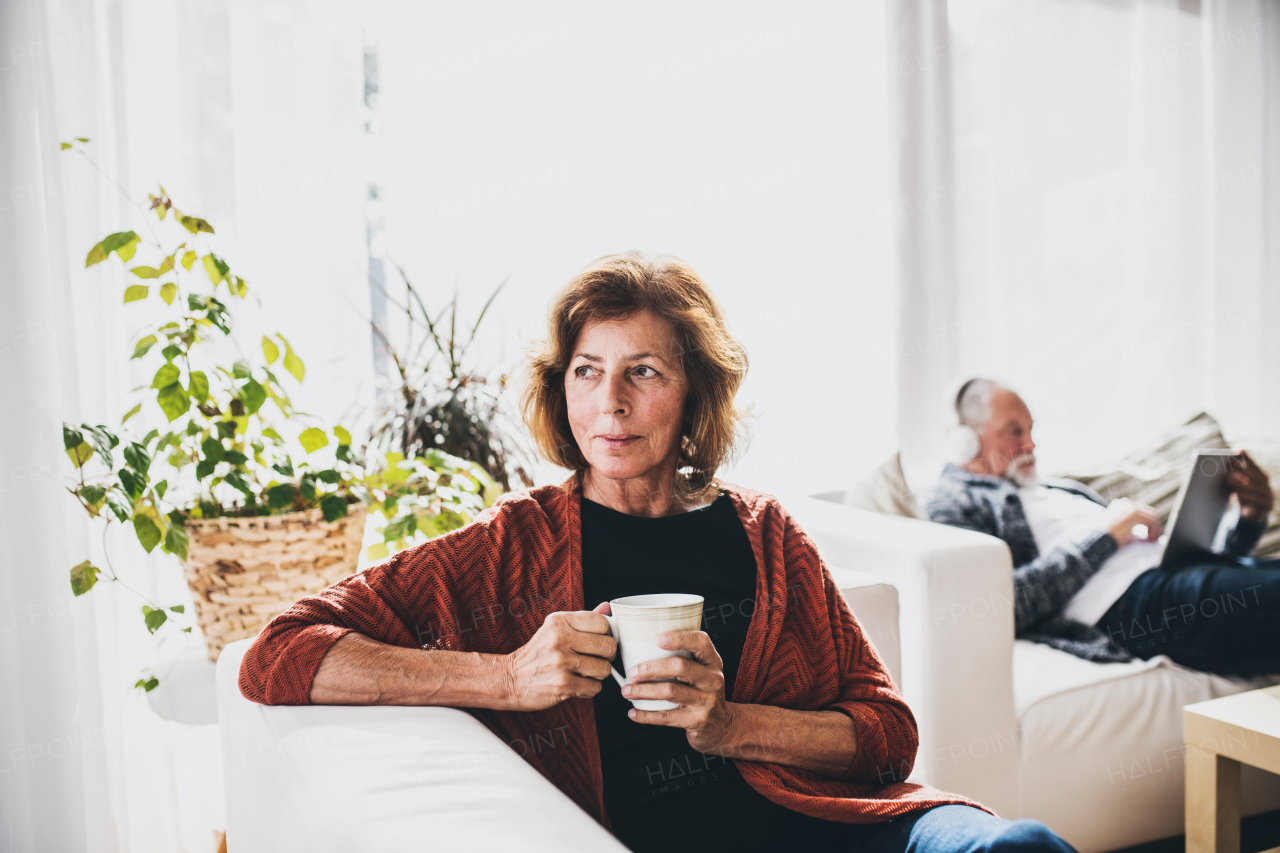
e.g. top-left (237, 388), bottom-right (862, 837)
top-left (1097, 554), bottom-right (1280, 677)
top-left (841, 805), bottom-right (1075, 853)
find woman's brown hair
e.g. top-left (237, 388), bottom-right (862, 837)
top-left (522, 252), bottom-right (749, 500)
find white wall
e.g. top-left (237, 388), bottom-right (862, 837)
top-left (368, 1), bottom-right (898, 496)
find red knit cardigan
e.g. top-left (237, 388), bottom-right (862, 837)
top-left (239, 482), bottom-right (983, 826)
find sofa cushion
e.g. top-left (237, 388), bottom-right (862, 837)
top-left (836, 452), bottom-right (925, 519)
top-left (1057, 412), bottom-right (1280, 557)
top-left (1053, 412), bottom-right (1229, 524)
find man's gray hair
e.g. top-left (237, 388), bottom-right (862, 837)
top-left (955, 378), bottom-right (999, 430)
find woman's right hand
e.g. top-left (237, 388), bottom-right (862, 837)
top-left (500, 607), bottom-right (616, 711)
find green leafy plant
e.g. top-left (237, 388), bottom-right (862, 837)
top-left (60, 139), bottom-right (499, 687)
top-left (369, 261), bottom-right (534, 492)
top-left (361, 449), bottom-right (500, 561)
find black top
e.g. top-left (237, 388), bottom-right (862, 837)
top-left (581, 493), bottom-right (846, 853)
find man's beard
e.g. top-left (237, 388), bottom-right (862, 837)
top-left (1005, 453), bottom-right (1037, 488)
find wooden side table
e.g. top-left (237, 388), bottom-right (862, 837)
top-left (1183, 686), bottom-right (1280, 853)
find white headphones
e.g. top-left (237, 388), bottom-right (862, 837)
top-left (942, 378), bottom-right (984, 464)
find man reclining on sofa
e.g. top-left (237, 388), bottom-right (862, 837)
top-left (924, 378), bottom-right (1278, 675)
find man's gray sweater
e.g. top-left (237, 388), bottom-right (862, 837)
top-left (923, 463), bottom-right (1264, 662)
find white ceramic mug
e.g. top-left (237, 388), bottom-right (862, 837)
top-left (603, 593), bottom-right (704, 711)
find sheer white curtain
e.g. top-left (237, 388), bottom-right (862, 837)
top-left (2, 1), bottom-right (366, 851)
top-left (929, 0), bottom-right (1280, 475)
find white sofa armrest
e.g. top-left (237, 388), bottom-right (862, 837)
top-left (217, 640), bottom-right (628, 853)
top-left (782, 495), bottom-right (1020, 816)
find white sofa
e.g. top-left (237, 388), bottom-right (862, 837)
top-left (784, 493), bottom-right (1280, 853)
top-left (217, 567), bottom-right (900, 853)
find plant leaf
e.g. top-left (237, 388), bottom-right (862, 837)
top-left (105, 490), bottom-right (132, 522)
top-left (123, 442), bottom-right (151, 473)
top-left (159, 282), bottom-right (177, 305)
top-left (152, 363), bottom-right (180, 389)
top-left (177, 213), bottom-right (214, 235)
top-left (262, 336), bottom-right (279, 365)
top-left (170, 604), bottom-right (184, 613)
top-left (76, 137), bottom-right (90, 143)
top-left (333, 425), bottom-right (351, 446)
top-left (131, 335), bottom-right (158, 360)
top-left (130, 266), bottom-right (162, 279)
top-left (279, 335), bottom-right (305, 382)
top-left (61, 142), bottom-right (72, 151)
top-left (102, 230), bottom-right (138, 254)
top-left (267, 483), bottom-right (295, 510)
top-left (320, 494), bottom-right (347, 522)
top-left (66, 441), bottom-right (93, 468)
top-left (316, 469), bottom-right (341, 484)
top-left (189, 370), bottom-right (209, 403)
top-left (62, 423), bottom-right (84, 451)
top-left (241, 378), bottom-right (266, 415)
top-left (142, 604), bottom-right (167, 632)
top-left (85, 242), bottom-right (108, 267)
top-left (119, 469), bottom-right (142, 500)
top-left (202, 253), bottom-right (229, 286)
top-left (133, 514), bottom-right (163, 553)
top-left (181, 250), bottom-right (197, 271)
top-left (161, 345), bottom-right (181, 362)
top-left (366, 542), bottom-right (389, 561)
top-left (80, 484), bottom-right (107, 506)
top-left (99, 231), bottom-right (141, 263)
top-left (135, 677), bottom-right (160, 692)
top-left (81, 424), bottom-right (118, 463)
top-left (122, 403), bottom-right (142, 423)
top-left (299, 427), bottom-right (328, 453)
top-left (163, 524), bottom-right (188, 561)
top-left (156, 382), bottom-right (190, 422)
top-left (70, 560), bottom-right (100, 596)
top-left (200, 436), bottom-right (225, 464)
top-left (224, 471), bottom-right (252, 496)
top-left (123, 285), bottom-right (149, 303)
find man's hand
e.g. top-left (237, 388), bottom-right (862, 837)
top-left (622, 630), bottom-right (738, 754)
top-left (1229, 450), bottom-right (1274, 524)
top-left (1104, 498), bottom-right (1162, 547)
top-left (500, 609), bottom-right (616, 711)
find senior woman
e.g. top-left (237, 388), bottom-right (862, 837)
top-left (240, 253), bottom-right (1073, 853)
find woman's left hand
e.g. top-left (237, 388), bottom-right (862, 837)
top-left (623, 630), bottom-right (738, 754)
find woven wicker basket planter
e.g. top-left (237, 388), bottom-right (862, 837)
top-left (183, 504), bottom-right (367, 661)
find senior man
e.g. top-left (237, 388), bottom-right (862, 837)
top-left (923, 378), bottom-right (1279, 676)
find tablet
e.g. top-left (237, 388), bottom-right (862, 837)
top-left (1159, 449), bottom-right (1236, 568)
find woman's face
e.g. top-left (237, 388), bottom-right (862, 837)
top-left (565, 310), bottom-right (688, 487)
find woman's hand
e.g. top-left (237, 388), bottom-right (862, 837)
top-left (500, 608), bottom-right (616, 711)
top-left (623, 630), bottom-right (739, 754)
